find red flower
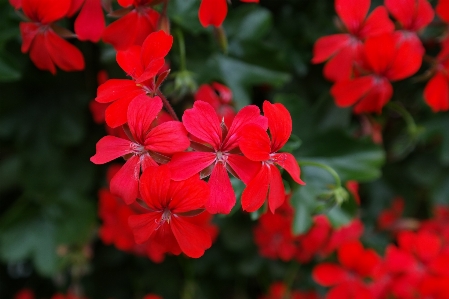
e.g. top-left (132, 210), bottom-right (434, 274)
top-left (259, 282), bottom-right (320, 299)
top-left (168, 101), bottom-right (267, 214)
top-left (331, 33), bottom-right (422, 113)
top-left (19, 0), bottom-right (84, 74)
top-left (198, 0), bottom-right (259, 27)
top-left (295, 215), bottom-right (332, 263)
top-left (67, 0), bottom-right (105, 42)
top-left (377, 197), bottom-right (405, 231)
top-left (102, 0), bottom-right (160, 50)
top-left (128, 165), bottom-right (213, 258)
top-left (14, 289), bottom-right (34, 299)
top-left (312, 0), bottom-right (394, 81)
top-left (346, 180), bottom-right (360, 205)
top-left (313, 240), bottom-right (381, 299)
top-left (90, 95), bottom-right (189, 204)
top-left (96, 30), bottom-right (172, 128)
top-left (239, 101), bottom-right (304, 213)
top-left (424, 38), bottom-right (449, 112)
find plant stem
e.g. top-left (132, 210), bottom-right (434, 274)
top-left (386, 102), bottom-right (418, 135)
top-left (157, 90), bottom-right (179, 121)
top-left (175, 28), bottom-right (187, 72)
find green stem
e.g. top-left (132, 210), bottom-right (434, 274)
top-left (282, 262), bottom-right (300, 299)
top-left (175, 29), bottom-right (187, 72)
top-left (386, 102), bottom-right (418, 135)
top-left (297, 160), bottom-right (342, 188)
top-left (156, 90), bottom-right (179, 121)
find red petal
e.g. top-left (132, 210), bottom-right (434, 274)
top-left (116, 46), bottom-right (144, 79)
top-left (9, 0), bottom-right (21, 9)
top-left (206, 162), bottom-right (235, 214)
top-left (415, 231), bottom-right (441, 262)
top-left (272, 153), bottom-right (304, 185)
top-left (128, 212), bottom-right (160, 244)
top-left (44, 30), bottom-right (85, 72)
top-left (241, 165), bottom-right (270, 212)
top-left (312, 34), bottom-right (352, 64)
top-left (169, 175), bottom-right (209, 213)
top-left (353, 78), bottom-right (392, 114)
top-left (110, 155), bottom-right (141, 204)
top-left (424, 71), bottom-right (449, 112)
top-left (132, 8), bottom-right (159, 47)
top-left (437, 0), bottom-right (449, 22)
top-left (226, 154), bottom-right (261, 184)
top-left (141, 30), bottom-right (173, 66)
top-left (239, 124), bottom-right (271, 161)
top-left (182, 101), bottom-right (222, 150)
top-left (135, 58), bottom-right (165, 83)
top-left (127, 95), bottom-right (162, 143)
top-left (312, 263), bottom-right (348, 286)
top-left (386, 34), bottom-right (422, 81)
top-left (96, 79), bottom-right (142, 103)
top-left (212, 82), bottom-right (232, 103)
top-left (170, 216), bottom-right (212, 258)
top-left (168, 152), bottom-right (216, 181)
top-left (385, 245), bottom-right (417, 273)
top-left (355, 249), bottom-right (381, 277)
top-left (263, 101), bottom-right (291, 152)
top-left (359, 6), bottom-right (395, 38)
top-left (19, 22), bottom-right (39, 53)
top-left (74, 0), bottom-right (105, 42)
top-left (267, 165), bottom-right (285, 213)
top-left (338, 240), bottom-right (364, 270)
top-left (139, 165), bottom-right (171, 210)
top-left (195, 84), bottom-right (221, 108)
top-left (198, 0), bottom-right (227, 27)
top-left (90, 136), bottom-right (133, 164)
top-left (335, 0), bottom-right (369, 34)
top-left (385, 0), bottom-right (434, 31)
top-left (145, 121), bottom-right (190, 154)
top-left (28, 32), bottom-right (56, 74)
top-left (104, 93), bottom-right (143, 128)
top-left (102, 10), bottom-right (138, 50)
top-left (117, 0), bottom-right (133, 7)
top-left (331, 76), bottom-right (374, 107)
top-left (223, 105), bottom-right (267, 151)
top-left (363, 33), bottom-right (396, 75)
top-left (67, 0), bottom-right (83, 17)
top-left (323, 42), bottom-right (361, 82)
top-left (22, 0), bottom-right (70, 23)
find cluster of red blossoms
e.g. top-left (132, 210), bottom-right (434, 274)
top-left (313, 0), bottom-right (449, 113)
top-left (9, 0), bottom-right (260, 73)
top-left (254, 195), bottom-right (449, 299)
top-left (89, 29), bottom-right (303, 258)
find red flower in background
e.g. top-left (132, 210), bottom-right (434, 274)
top-left (18, 0), bottom-right (84, 74)
top-left (239, 101), bottom-right (304, 213)
top-left (102, 0), bottom-right (160, 50)
top-left (424, 38), bottom-right (449, 112)
top-left (331, 33), bottom-right (422, 113)
top-left (312, 0), bottom-right (394, 81)
top-left (437, 0), bottom-right (449, 23)
top-left (67, 0), bottom-right (105, 42)
top-left (96, 30), bottom-right (172, 128)
top-left (259, 282), bottom-right (320, 299)
top-left (313, 240), bottom-right (381, 299)
top-left (128, 165), bottom-right (213, 258)
top-left (194, 83), bottom-right (236, 128)
top-left (198, 0), bottom-right (259, 28)
top-left (90, 95), bottom-right (189, 204)
top-left (14, 289), bottom-right (34, 299)
top-left (377, 197), bottom-right (405, 231)
top-left (169, 101), bottom-right (267, 214)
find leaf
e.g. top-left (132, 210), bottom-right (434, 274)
top-left (0, 56), bottom-right (21, 82)
top-left (167, 0), bottom-right (204, 34)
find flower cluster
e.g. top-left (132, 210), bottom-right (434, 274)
top-left (313, 0), bottom-right (449, 113)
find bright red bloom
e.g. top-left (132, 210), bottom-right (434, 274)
top-left (14, 289), bottom-right (35, 299)
top-left (239, 101), bottom-right (304, 213)
top-left (67, 0), bottom-right (105, 42)
top-left (194, 83), bottom-right (236, 128)
top-left (96, 30), bottom-right (172, 128)
top-left (331, 33), bottom-right (422, 113)
top-left (312, 0), bottom-right (394, 81)
top-left (346, 180), bottom-right (360, 205)
top-left (102, 0), bottom-right (160, 50)
top-left (313, 240), bottom-right (381, 299)
top-left (320, 219), bottom-right (364, 256)
top-left (199, 0), bottom-right (259, 27)
top-left (128, 165), bottom-right (212, 258)
top-left (437, 0), bottom-right (449, 22)
top-left (169, 101), bottom-right (267, 214)
top-left (424, 38), bottom-right (449, 112)
top-left (295, 215), bottom-right (332, 263)
top-left (377, 197), bottom-right (405, 231)
top-left (90, 95), bottom-right (189, 204)
top-left (19, 0), bottom-right (85, 74)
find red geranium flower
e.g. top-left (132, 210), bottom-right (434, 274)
top-left (102, 0), bottom-right (160, 50)
top-left (239, 101), bottom-right (305, 213)
top-left (168, 101), bottom-right (267, 214)
top-left (259, 282), bottom-right (320, 299)
top-left (90, 95), bottom-right (189, 204)
top-left (437, 0), bottom-right (449, 22)
top-left (424, 38), bottom-right (449, 112)
top-left (312, 0), bottom-right (394, 81)
top-left (67, 0), bottom-right (105, 42)
top-left (18, 0), bottom-right (84, 74)
top-left (128, 165), bottom-right (213, 258)
top-left (199, 0), bottom-right (259, 28)
top-left (96, 30), bottom-right (172, 128)
top-left (331, 33), bottom-right (422, 113)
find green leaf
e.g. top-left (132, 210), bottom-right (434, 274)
top-left (0, 56), bottom-right (21, 82)
top-left (296, 131), bottom-right (385, 182)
